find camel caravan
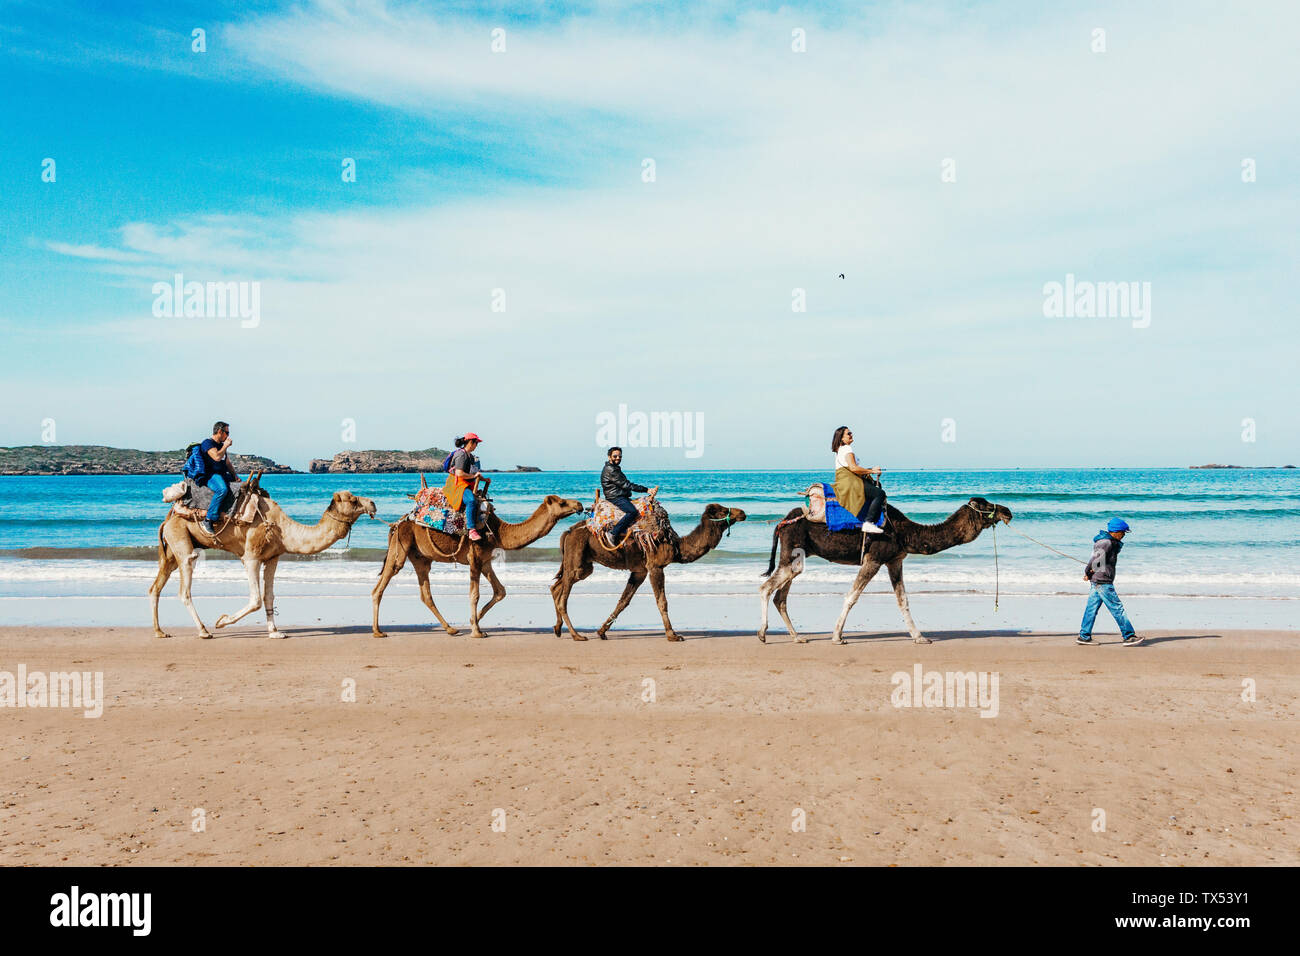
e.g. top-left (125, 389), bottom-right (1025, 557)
top-left (150, 422), bottom-right (1012, 644)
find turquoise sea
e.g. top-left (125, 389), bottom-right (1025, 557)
top-left (2, 467), bottom-right (1297, 593)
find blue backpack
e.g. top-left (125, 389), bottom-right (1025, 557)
top-left (182, 442), bottom-right (207, 480)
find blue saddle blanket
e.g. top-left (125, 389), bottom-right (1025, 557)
top-left (822, 482), bottom-right (885, 533)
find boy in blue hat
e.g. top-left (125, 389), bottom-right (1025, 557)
top-left (1077, 518), bottom-right (1143, 646)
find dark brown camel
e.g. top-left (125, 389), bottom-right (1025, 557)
top-left (758, 496), bottom-right (1012, 644)
top-left (372, 493), bottom-right (584, 639)
top-left (551, 503), bottom-right (747, 641)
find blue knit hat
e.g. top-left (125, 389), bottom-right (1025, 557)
top-left (1107, 517), bottom-right (1131, 533)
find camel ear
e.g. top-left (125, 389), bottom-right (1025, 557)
top-left (544, 494), bottom-right (560, 506)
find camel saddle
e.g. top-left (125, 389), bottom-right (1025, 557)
top-left (407, 484), bottom-right (469, 535)
top-left (586, 493), bottom-right (674, 552)
top-left (164, 476), bottom-right (263, 524)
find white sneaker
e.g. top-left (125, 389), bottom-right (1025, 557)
top-left (861, 522), bottom-right (886, 535)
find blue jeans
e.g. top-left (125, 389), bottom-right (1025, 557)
top-left (1080, 583), bottom-right (1135, 640)
top-left (205, 473), bottom-right (230, 523)
top-left (463, 488), bottom-right (479, 530)
top-left (608, 496), bottom-right (638, 541)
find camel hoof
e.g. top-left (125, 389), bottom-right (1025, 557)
top-left (470, 631), bottom-right (486, 639)
top-left (553, 625), bottom-right (562, 637)
top-left (913, 636), bottom-right (933, 645)
top-left (268, 630), bottom-right (286, 640)
top-left (572, 633), bottom-right (588, 642)
top-left (794, 636), bottom-right (808, 644)
top-left (596, 629), bottom-right (609, 641)
top-left (666, 633), bottom-right (684, 642)
top-left (373, 631), bottom-right (388, 639)
top-left (829, 637), bottom-right (846, 645)
top-left (444, 627), bottom-right (460, 636)
top-left (154, 631), bottom-right (172, 640)
top-left (757, 631), bottom-right (767, 643)
top-left (198, 631), bottom-right (214, 640)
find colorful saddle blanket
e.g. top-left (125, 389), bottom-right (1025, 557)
top-left (409, 485), bottom-right (468, 535)
top-left (585, 495), bottom-right (674, 551)
top-left (821, 483), bottom-right (873, 533)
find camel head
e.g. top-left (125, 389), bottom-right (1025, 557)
top-left (703, 503), bottom-right (748, 529)
top-left (967, 497), bottom-right (1012, 528)
top-left (542, 494), bottom-right (586, 518)
top-left (328, 490), bottom-right (378, 525)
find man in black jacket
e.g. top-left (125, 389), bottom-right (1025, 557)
top-left (601, 447), bottom-right (658, 547)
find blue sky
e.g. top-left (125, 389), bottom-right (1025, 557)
top-left (2, 0), bottom-right (1297, 470)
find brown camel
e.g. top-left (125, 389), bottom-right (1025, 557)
top-left (371, 494), bottom-right (584, 639)
top-left (550, 503), bottom-right (748, 642)
top-left (758, 496), bottom-right (1013, 644)
top-left (149, 486), bottom-right (378, 639)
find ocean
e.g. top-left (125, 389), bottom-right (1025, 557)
top-left (2, 469), bottom-right (1297, 631)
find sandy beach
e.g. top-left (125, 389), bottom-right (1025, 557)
top-left (1, 624), bottom-right (1294, 866)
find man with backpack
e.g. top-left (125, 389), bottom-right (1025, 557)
top-left (187, 421), bottom-right (239, 535)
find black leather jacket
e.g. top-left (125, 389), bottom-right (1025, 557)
top-left (601, 462), bottom-right (648, 500)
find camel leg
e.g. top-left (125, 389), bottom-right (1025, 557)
top-left (262, 557), bottom-right (284, 639)
top-left (177, 549), bottom-right (213, 639)
top-left (774, 581), bottom-right (800, 642)
top-left (887, 557), bottom-right (929, 644)
top-left (597, 569), bottom-right (647, 639)
top-left (555, 564), bottom-right (595, 641)
top-left (371, 532), bottom-right (410, 638)
top-left (149, 542), bottom-right (180, 640)
top-left (411, 554), bottom-right (458, 635)
top-left (648, 565), bottom-right (681, 642)
top-left (830, 557), bottom-right (882, 645)
top-left (215, 556), bottom-right (263, 629)
top-left (758, 546), bottom-right (805, 643)
top-left (475, 561), bottom-right (508, 624)
top-left (467, 563), bottom-right (485, 638)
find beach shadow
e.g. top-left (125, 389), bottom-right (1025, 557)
top-left (1137, 633), bottom-right (1223, 646)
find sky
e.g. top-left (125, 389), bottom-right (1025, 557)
top-left (1, 0), bottom-right (1297, 471)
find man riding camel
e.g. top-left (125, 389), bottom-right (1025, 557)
top-left (601, 447), bottom-right (658, 547)
top-left (196, 420), bottom-right (240, 535)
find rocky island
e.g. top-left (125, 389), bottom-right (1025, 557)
top-left (0, 444), bottom-right (296, 476)
top-left (308, 448), bottom-right (541, 473)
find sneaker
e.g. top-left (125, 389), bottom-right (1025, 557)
top-left (201, 520), bottom-right (216, 535)
top-left (1121, 634), bottom-right (1145, 646)
top-left (467, 529), bottom-right (482, 542)
top-left (861, 522), bottom-right (886, 535)
top-left (1075, 636), bottom-right (1093, 645)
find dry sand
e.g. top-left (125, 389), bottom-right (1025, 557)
top-left (1, 624), bottom-right (1295, 865)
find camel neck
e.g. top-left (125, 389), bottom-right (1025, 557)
top-left (490, 504), bottom-right (559, 550)
top-left (274, 504), bottom-right (352, 554)
top-left (677, 518), bottom-right (728, 563)
top-left (892, 507), bottom-right (984, 556)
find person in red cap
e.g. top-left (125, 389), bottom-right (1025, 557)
top-left (443, 433), bottom-right (489, 540)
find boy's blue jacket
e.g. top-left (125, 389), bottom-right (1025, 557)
top-left (1087, 531), bottom-right (1124, 585)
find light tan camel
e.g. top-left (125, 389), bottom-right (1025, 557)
top-left (371, 493), bottom-right (584, 639)
top-left (149, 485), bottom-right (377, 639)
top-left (550, 503), bottom-right (748, 641)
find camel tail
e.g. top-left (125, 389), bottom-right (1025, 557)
top-left (378, 522), bottom-right (400, 577)
top-left (157, 523), bottom-right (168, 562)
top-left (763, 522), bottom-right (780, 577)
top-left (552, 527), bottom-right (573, 585)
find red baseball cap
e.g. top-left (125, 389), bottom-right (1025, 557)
top-left (463, 432), bottom-right (483, 442)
